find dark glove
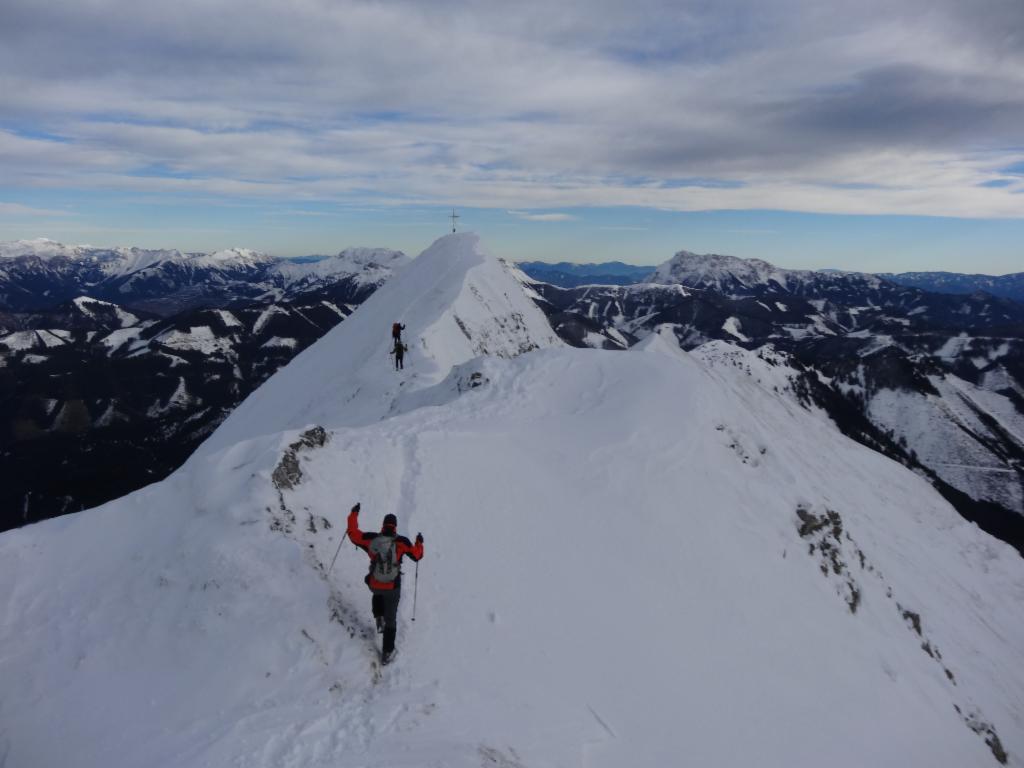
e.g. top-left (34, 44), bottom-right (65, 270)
top-left (351, 503), bottom-right (360, 515)
top-left (416, 532), bottom-right (424, 545)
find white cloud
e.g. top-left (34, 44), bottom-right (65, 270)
top-left (507, 211), bottom-right (577, 222)
top-left (0, 0), bottom-right (1022, 218)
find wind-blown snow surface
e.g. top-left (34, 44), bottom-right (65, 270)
top-left (1, 236), bottom-right (1023, 768)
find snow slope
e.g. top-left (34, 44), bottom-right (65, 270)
top-left (868, 372), bottom-right (1024, 515)
top-left (1, 235), bottom-right (1023, 768)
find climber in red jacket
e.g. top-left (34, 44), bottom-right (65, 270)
top-left (347, 503), bottom-right (423, 664)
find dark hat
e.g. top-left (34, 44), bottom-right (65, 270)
top-left (382, 513), bottom-right (398, 529)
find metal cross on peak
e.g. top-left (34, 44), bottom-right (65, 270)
top-left (450, 208), bottom-right (460, 233)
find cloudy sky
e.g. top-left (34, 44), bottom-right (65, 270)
top-left (1, 0), bottom-right (1022, 270)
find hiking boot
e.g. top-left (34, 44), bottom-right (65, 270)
top-left (381, 648), bottom-right (397, 665)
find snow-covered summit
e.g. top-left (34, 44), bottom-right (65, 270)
top-left (1, 234), bottom-right (1022, 768)
top-left (652, 249), bottom-right (884, 296)
top-left (653, 249), bottom-right (780, 286)
top-left (198, 232), bottom-right (561, 455)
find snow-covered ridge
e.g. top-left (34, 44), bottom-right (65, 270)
top-left (196, 233), bottom-right (561, 456)
top-left (882, 270), bottom-right (1024, 303)
top-left (652, 249), bottom-right (884, 295)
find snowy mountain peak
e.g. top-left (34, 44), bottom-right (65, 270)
top-left (652, 248), bottom-right (884, 296)
top-left (652, 250), bottom-right (777, 287)
top-left (196, 232), bottom-right (562, 456)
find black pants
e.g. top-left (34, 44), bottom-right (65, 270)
top-left (372, 589), bottom-right (401, 654)
top-left (394, 353), bottom-right (404, 370)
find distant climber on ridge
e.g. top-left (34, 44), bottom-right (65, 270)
top-left (391, 322), bottom-right (405, 342)
top-left (391, 339), bottom-right (408, 370)
top-left (347, 503), bottom-right (423, 664)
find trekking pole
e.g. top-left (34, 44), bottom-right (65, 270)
top-left (411, 559), bottom-right (420, 622)
top-left (327, 530), bottom-right (349, 577)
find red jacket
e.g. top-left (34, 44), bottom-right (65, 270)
top-left (347, 509), bottom-right (423, 591)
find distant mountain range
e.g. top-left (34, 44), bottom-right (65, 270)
top-left (882, 271), bottom-right (1024, 303)
top-left (519, 253), bottom-right (1024, 306)
top-left (647, 250), bottom-right (1024, 327)
top-left (0, 239), bottom-right (408, 530)
top-left (0, 238), bottom-right (407, 315)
